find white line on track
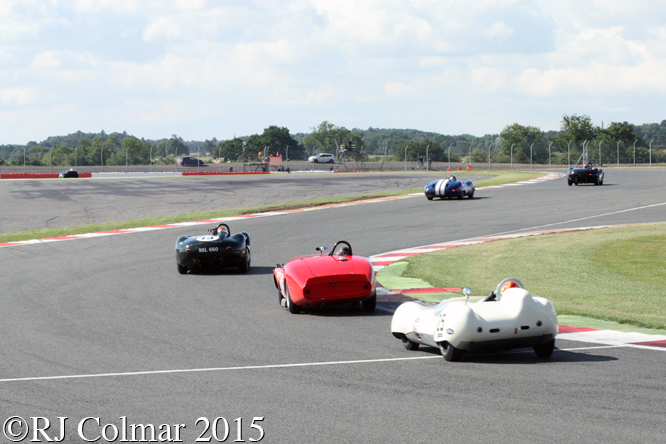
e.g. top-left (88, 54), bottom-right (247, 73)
top-left (0, 343), bottom-right (660, 384)
top-left (0, 356), bottom-right (441, 383)
top-left (486, 201), bottom-right (666, 237)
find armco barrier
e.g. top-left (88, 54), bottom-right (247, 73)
top-left (0, 173), bottom-right (92, 179)
top-left (181, 171), bottom-right (270, 176)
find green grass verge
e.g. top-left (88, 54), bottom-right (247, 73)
top-left (0, 171), bottom-right (543, 243)
top-left (378, 223), bottom-right (666, 330)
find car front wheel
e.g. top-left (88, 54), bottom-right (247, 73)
top-left (533, 339), bottom-right (555, 358)
top-left (402, 336), bottom-right (419, 350)
top-left (439, 342), bottom-right (462, 362)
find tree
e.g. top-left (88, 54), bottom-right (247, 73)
top-left (153, 136), bottom-right (188, 158)
top-left (303, 121), bottom-right (364, 161)
top-left (499, 123), bottom-right (545, 163)
top-left (51, 144), bottom-right (72, 166)
top-left (218, 138), bottom-right (246, 162)
top-left (203, 139), bottom-right (217, 155)
top-left (105, 136), bottom-right (150, 165)
top-left (547, 114), bottom-right (597, 163)
top-left (245, 126), bottom-right (304, 160)
top-left (303, 121), bottom-right (339, 152)
top-left (599, 121), bottom-right (646, 163)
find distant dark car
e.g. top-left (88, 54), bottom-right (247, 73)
top-left (59, 169), bottom-right (79, 178)
top-left (175, 223), bottom-right (250, 274)
top-left (180, 156), bottom-right (205, 166)
top-left (424, 176), bottom-right (475, 200)
top-left (568, 164), bottom-right (604, 186)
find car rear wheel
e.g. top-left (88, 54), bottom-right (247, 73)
top-left (285, 284), bottom-right (301, 314)
top-left (533, 339), bottom-right (555, 358)
top-left (177, 263), bottom-right (187, 274)
top-left (568, 180), bottom-right (573, 186)
top-left (439, 342), bottom-right (462, 362)
top-left (401, 336), bottom-right (419, 351)
top-left (468, 192), bottom-right (474, 199)
top-left (361, 292), bottom-right (376, 312)
top-left (238, 246), bottom-right (251, 273)
top-left (328, 159), bottom-right (334, 163)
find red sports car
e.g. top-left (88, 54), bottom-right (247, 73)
top-left (273, 241), bottom-right (377, 314)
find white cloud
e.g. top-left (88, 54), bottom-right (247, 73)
top-left (142, 16), bottom-right (182, 42)
top-left (1, 87), bottom-right (38, 106)
top-left (383, 81), bottom-right (418, 99)
top-left (1, 0), bottom-right (666, 144)
top-left (31, 51), bottom-right (62, 70)
top-left (482, 20), bottom-right (514, 39)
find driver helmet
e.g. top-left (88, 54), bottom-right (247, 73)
top-left (216, 226), bottom-right (228, 236)
top-left (501, 281), bottom-right (519, 294)
top-left (338, 247), bottom-right (351, 256)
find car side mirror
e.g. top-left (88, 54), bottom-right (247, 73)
top-left (315, 246), bottom-right (328, 256)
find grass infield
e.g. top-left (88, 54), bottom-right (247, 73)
top-left (383, 223), bottom-right (666, 330)
top-left (0, 171), bottom-right (542, 243)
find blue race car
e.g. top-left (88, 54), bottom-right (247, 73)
top-left (424, 176), bottom-right (475, 200)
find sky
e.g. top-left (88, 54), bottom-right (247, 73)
top-left (1, 0), bottom-right (666, 144)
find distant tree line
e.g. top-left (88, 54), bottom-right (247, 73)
top-left (1, 117), bottom-right (665, 167)
top-left (497, 115), bottom-right (666, 165)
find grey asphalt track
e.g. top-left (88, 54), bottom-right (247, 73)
top-left (1, 169), bottom-right (665, 444)
top-left (0, 171), bottom-right (484, 233)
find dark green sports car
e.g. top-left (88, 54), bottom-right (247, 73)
top-left (175, 223), bottom-right (250, 274)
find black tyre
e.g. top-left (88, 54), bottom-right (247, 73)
top-left (599, 179), bottom-right (603, 185)
top-left (439, 342), bottom-right (462, 362)
top-left (238, 246), bottom-right (251, 273)
top-left (285, 284), bottom-right (301, 314)
top-left (314, 159), bottom-right (319, 163)
top-left (533, 339), bottom-right (555, 358)
top-left (568, 180), bottom-right (572, 186)
top-left (426, 195), bottom-right (433, 200)
top-left (468, 192), bottom-right (474, 199)
top-left (594, 177), bottom-right (599, 186)
top-left (177, 263), bottom-right (187, 274)
top-left (361, 292), bottom-right (376, 312)
top-left (401, 336), bottom-right (419, 351)
top-left (328, 159), bottom-right (334, 163)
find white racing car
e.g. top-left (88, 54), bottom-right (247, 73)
top-left (391, 279), bottom-right (557, 361)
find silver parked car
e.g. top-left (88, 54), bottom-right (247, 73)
top-left (308, 153), bottom-right (336, 163)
